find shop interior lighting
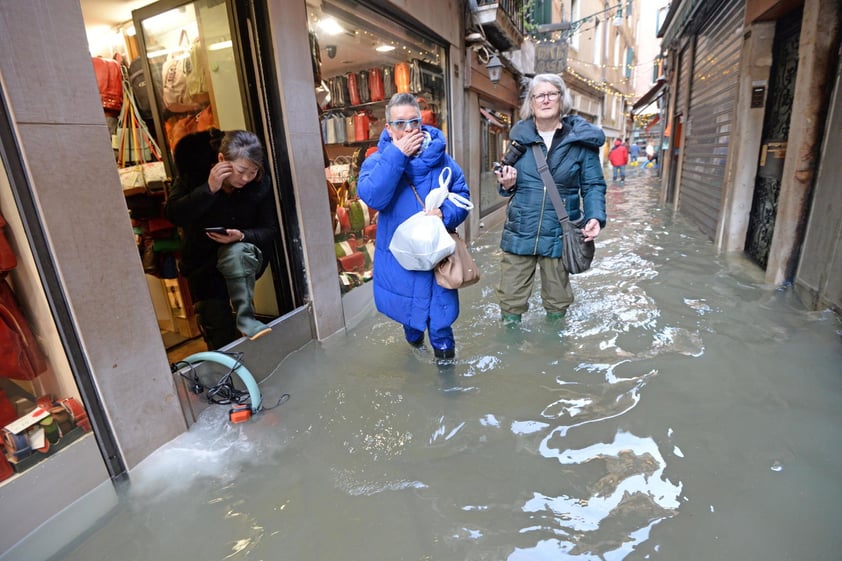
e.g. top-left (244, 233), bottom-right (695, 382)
top-left (318, 17), bottom-right (344, 35)
top-left (375, 44), bottom-right (396, 52)
top-left (209, 39), bottom-right (233, 51)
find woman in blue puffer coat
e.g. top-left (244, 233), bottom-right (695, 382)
top-left (358, 93), bottom-right (471, 360)
top-left (495, 74), bottom-right (607, 324)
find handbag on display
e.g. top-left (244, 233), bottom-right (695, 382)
top-left (435, 232), bottom-right (480, 289)
top-left (358, 71), bottom-right (370, 104)
top-left (410, 60), bottom-right (423, 94)
top-left (418, 97), bottom-right (437, 127)
top-left (0, 278), bottom-right (48, 381)
top-left (91, 55), bottom-right (123, 113)
top-left (530, 145), bottom-right (595, 274)
top-left (369, 67), bottom-right (384, 102)
top-left (115, 72), bottom-right (167, 195)
top-left (333, 112), bottom-right (347, 143)
top-left (0, 213), bottom-right (17, 273)
top-left (161, 30), bottom-right (202, 113)
top-left (354, 111), bottom-right (370, 142)
top-left (346, 72), bottom-right (361, 106)
top-left (383, 65), bottom-right (396, 98)
top-left (395, 62), bottom-right (411, 93)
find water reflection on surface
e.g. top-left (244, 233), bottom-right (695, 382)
top-left (50, 173), bottom-right (842, 561)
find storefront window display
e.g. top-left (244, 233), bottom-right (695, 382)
top-left (0, 164), bottom-right (94, 483)
top-left (308, 0), bottom-right (449, 293)
top-left (478, 105), bottom-right (512, 216)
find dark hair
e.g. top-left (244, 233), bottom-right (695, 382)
top-left (219, 130), bottom-right (265, 181)
top-left (385, 92), bottom-right (421, 122)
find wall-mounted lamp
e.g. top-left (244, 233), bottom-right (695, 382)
top-left (486, 54), bottom-right (503, 85)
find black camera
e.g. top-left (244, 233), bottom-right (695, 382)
top-left (493, 140), bottom-right (526, 173)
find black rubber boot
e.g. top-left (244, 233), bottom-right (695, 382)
top-left (194, 299), bottom-right (239, 350)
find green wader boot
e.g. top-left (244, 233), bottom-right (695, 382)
top-left (217, 242), bottom-right (271, 340)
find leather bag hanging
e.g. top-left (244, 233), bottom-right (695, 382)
top-left (346, 72), bottom-right (361, 106)
top-left (418, 97), bottom-right (437, 127)
top-left (530, 144), bottom-right (595, 274)
top-left (383, 66), bottom-right (396, 98)
top-left (0, 214), bottom-right (17, 273)
top-left (162, 30), bottom-right (202, 113)
top-left (409, 60), bottom-right (423, 94)
top-left (92, 55), bottom-right (123, 112)
top-left (358, 71), bottom-right (370, 104)
top-left (0, 278), bottom-right (48, 381)
top-left (369, 67), bottom-right (384, 102)
top-left (395, 62), bottom-right (411, 93)
top-left (354, 111), bottom-right (370, 142)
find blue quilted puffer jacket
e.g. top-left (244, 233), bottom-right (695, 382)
top-left (499, 115), bottom-right (607, 257)
top-left (357, 126), bottom-right (470, 333)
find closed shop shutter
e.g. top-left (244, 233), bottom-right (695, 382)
top-left (678, 0), bottom-right (744, 239)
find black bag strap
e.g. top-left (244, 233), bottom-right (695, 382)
top-left (531, 144), bottom-right (569, 223)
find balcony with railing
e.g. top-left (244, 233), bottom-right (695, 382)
top-left (473, 0), bottom-right (528, 51)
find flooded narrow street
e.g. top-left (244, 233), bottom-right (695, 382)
top-left (51, 171), bottom-right (841, 561)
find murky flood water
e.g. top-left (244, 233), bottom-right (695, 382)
top-left (53, 172), bottom-right (841, 560)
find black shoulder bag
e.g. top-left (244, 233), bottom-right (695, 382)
top-left (531, 144), bottom-right (595, 274)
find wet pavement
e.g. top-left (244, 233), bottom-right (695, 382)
top-left (49, 169), bottom-right (842, 560)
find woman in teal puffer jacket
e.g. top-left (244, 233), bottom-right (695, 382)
top-left (495, 74), bottom-right (607, 324)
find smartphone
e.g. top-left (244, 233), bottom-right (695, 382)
top-left (204, 227), bottom-right (228, 235)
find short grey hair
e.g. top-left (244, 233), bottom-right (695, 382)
top-left (519, 73), bottom-right (573, 121)
top-left (385, 92), bottom-right (421, 121)
top-left (219, 130), bottom-right (265, 181)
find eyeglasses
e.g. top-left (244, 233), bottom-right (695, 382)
top-left (387, 118), bottom-right (422, 131)
top-left (532, 91), bottom-right (561, 103)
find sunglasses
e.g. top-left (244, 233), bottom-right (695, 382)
top-left (388, 118), bottom-right (422, 131)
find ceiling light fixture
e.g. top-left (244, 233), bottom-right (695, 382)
top-left (375, 44), bottom-right (396, 52)
top-left (318, 17), bottom-right (344, 35)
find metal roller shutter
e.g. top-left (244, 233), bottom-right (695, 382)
top-left (679, 0), bottom-right (744, 239)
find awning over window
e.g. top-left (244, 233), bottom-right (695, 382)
top-left (632, 78), bottom-right (666, 115)
top-left (480, 107), bottom-right (506, 129)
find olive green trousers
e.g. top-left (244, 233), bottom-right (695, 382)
top-left (496, 251), bottom-right (574, 316)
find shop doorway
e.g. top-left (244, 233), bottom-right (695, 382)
top-left (744, 9), bottom-right (802, 269)
top-left (83, 0), bottom-right (304, 361)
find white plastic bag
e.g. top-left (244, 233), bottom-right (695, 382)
top-left (389, 167), bottom-right (457, 271)
top-left (389, 211), bottom-right (455, 270)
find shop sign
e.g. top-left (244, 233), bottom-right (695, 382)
top-left (535, 42), bottom-right (569, 74)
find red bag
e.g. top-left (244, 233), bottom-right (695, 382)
top-left (347, 72), bottom-right (361, 106)
top-left (0, 279), bottom-right (47, 381)
top-left (395, 62), bottom-right (411, 93)
top-left (91, 56), bottom-right (123, 112)
top-left (0, 213), bottom-right (17, 273)
top-left (338, 252), bottom-right (365, 272)
top-left (369, 68), bottom-right (384, 102)
top-left (354, 112), bottom-right (370, 142)
top-left (418, 98), bottom-right (437, 127)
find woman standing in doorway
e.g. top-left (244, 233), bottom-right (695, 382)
top-left (494, 74), bottom-right (607, 324)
